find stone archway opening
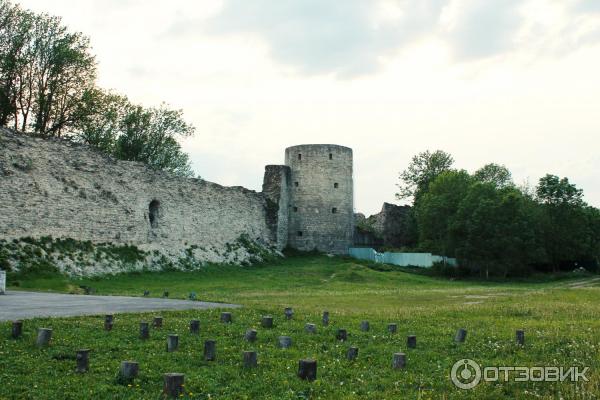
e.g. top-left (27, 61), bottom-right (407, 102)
top-left (149, 200), bottom-right (161, 229)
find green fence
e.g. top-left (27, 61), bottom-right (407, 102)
top-left (349, 248), bottom-right (457, 268)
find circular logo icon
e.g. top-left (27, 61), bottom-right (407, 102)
top-left (451, 359), bottom-right (482, 390)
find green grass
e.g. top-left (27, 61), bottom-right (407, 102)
top-left (2, 254), bottom-right (600, 399)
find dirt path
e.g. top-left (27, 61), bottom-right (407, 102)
top-left (563, 277), bottom-right (600, 289)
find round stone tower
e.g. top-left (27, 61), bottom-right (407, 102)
top-left (285, 144), bottom-right (354, 254)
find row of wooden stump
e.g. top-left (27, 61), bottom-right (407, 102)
top-left (7, 309), bottom-right (526, 398)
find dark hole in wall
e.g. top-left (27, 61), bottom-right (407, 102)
top-left (149, 200), bottom-right (161, 228)
top-left (334, 183), bottom-right (338, 188)
top-left (332, 207), bottom-right (337, 214)
top-left (329, 153), bottom-right (333, 160)
top-left (297, 231), bottom-right (303, 237)
top-left (298, 154), bottom-right (302, 160)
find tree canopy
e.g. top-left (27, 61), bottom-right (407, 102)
top-left (400, 151), bottom-right (600, 278)
top-left (396, 150), bottom-right (454, 204)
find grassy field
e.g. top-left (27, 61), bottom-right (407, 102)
top-left (2, 254), bottom-right (600, 399)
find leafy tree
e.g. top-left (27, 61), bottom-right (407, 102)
top-left (0, 1), bottom-right (32, 127)
top-left (536, 175), bottom-right (588, 271)
top-left (473, 163), bottom-right (513, 188)
top-left (536, 174), bottom-right (584, 207)
top-left (30, 15), bottom-right (96, 136)
top-left (115, 103), bottom-right (195, 177)
top-left (582, 206), bottom-right (600, 267)
top-left (396, 150), bottom-right (454, 204)
top-left (452, 184), bottom-right (536, 278)
top-left (73, 88), bottom-right (128, 153)
top-left (0, 1), bottom-right (96, 135)
top-left (416, 170), bottom-right (472, 255)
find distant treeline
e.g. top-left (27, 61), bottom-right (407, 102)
top-left (397, 151), bottom-right (600, 277)
top-left (0, 0), bottom-right (195, 177)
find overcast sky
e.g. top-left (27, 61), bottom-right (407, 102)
top-left (18, 0), bottom-right (600, 215)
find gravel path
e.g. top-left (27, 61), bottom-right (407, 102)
top-left (0, 291), bottom-right (240, 321)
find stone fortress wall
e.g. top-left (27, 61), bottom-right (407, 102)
top-left (285, 145), bottom-right (354, 254)
top-left (0, 129), bottom-right (355, 265)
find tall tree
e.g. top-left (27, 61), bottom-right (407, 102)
top-left (73, 88), bottom-right (128, 153)
top-left (0, 1), bottom-right (96, 135)
top-left (536, 174), bottom-right (587, 271)
top-left (396, 150), bottom-right (454, 204)
top-left (115, 103), bottom-right (195, 177)
top-left (30, 13), bottom-right (96, 135)
top-left (473, 163), bottom-right (513, 188)
top-left (0, 1), bottom-right (32, 127)
top-left (416, 170), bottom-right (472, 255)
top-left (452, 184), bottom-right (536, 278)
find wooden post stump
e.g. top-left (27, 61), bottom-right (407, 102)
top-left (119, 361), bottom-right (139, 382)
top-left (242, 351), bottom-right (257, 368)
top-left (11, 320), bottom-right (23, 339)
top-left (76, 349), bottom-right (90, 373)
top-left (261, 316), bottom-right (273, 328)
top-left (387, 323), bottom-right (397, 334)
top-left (392, 352), bottom-right (406, 369)
top-left (336, 329), bottom-right (347, 341)
top-left (36, 328), bottom-right (52, 347)
top-left (305, 323), bottom-right (317, 334)
top-left (322, 311), bottom-right (329, 326)
top-left (298, 359), bottom-right (317, 381)
top-left (104, 314), bottom-right (114, 331)
top-left (152, 316), bottom-right (163, 328)
top-left (140, 322), bottom-right (150, 340)
top-left (167, 335), bottom-right (179, 352)
top-left (284, 307), bottom-right (293, 320)
top-left (347, 346), bottom-right (359, 361)
top-left (220, 312), bottom-right (233, 323)
top-left (360, 321), bottom-right (370, 332)
top-left (245, 329), bottom-right (257, 342)
top-left (407, 335), bottom-right (417, 348)
top-left (455, 328), bottom-right (467, 343)
top-left (278, 336), bottom-right (292, 348)
top-left (143, 290), bottom-right (150, 297)
top-left (190, 320), bottom-right (200, 335)
top-left (163, 373), bottom-right (184, 398)
top-left (516, 329), bottom-right (525, 345)
top-left (204, 340), bottom-right (216, 361)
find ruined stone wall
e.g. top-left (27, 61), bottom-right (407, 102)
top-left (0, 128), bottom-right (282, 264)
top-left (285, 144), bottom-right (354, 254)
top-left (262, 165), bottom-right (291, 250)
top-left (356, 202), bottom-right (413, 249)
